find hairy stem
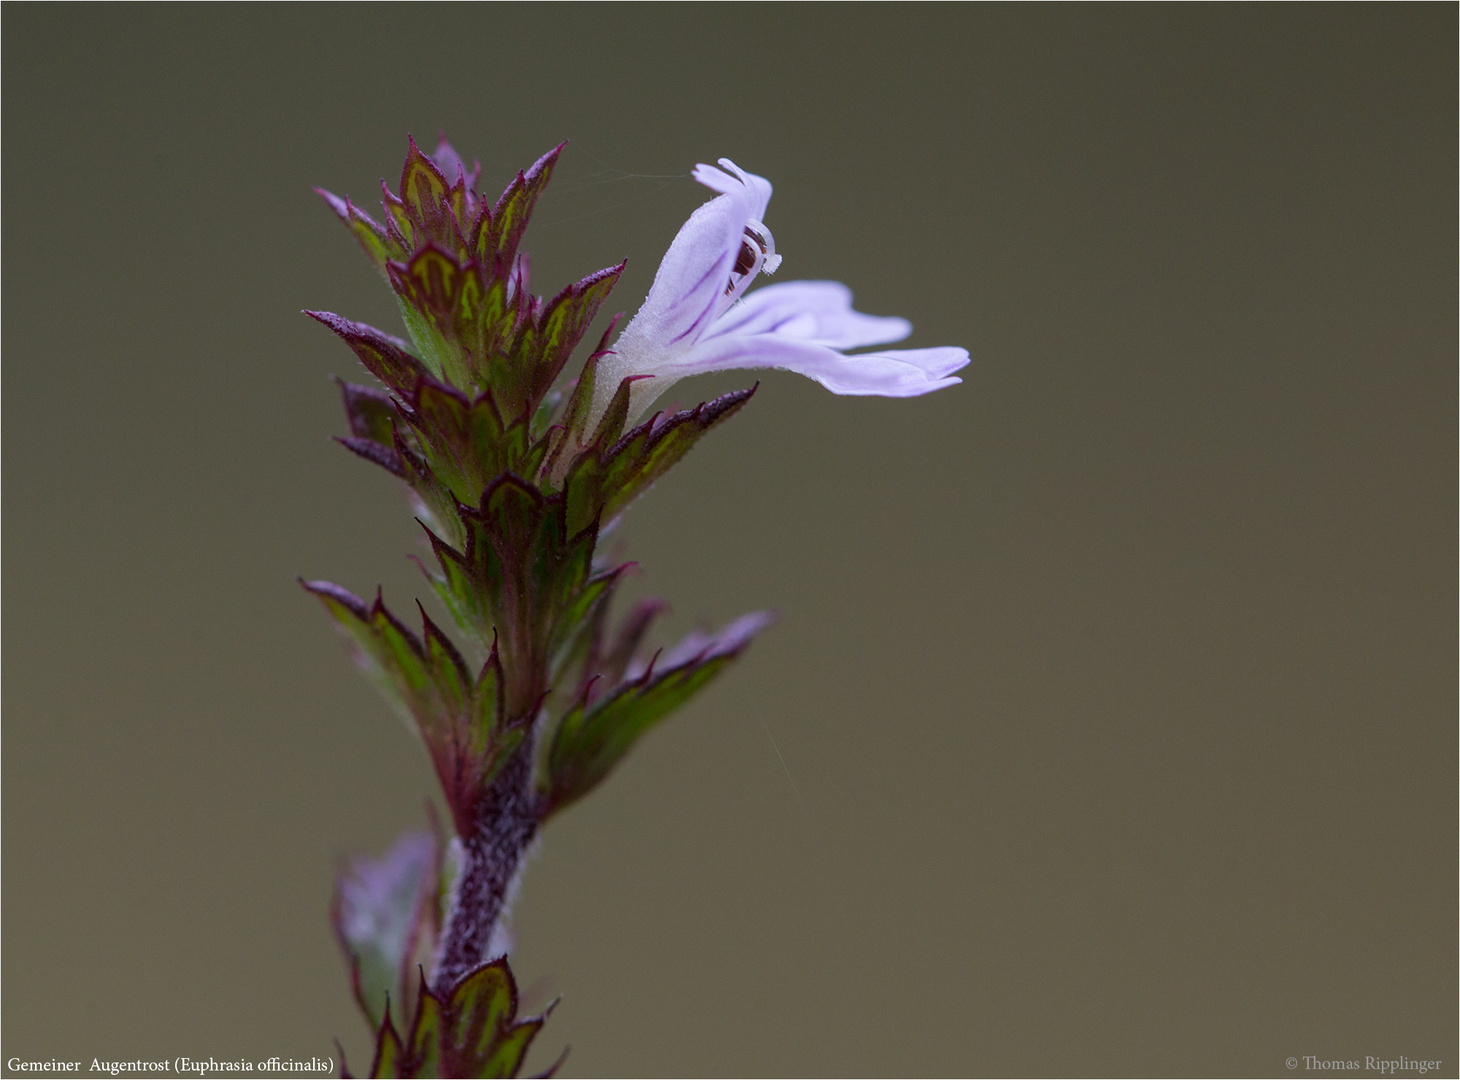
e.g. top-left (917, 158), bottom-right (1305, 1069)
top-left (433, 745), bottom-right (539, 991)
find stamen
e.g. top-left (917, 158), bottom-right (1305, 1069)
top-left (745, 220), bottom-right (781, 274)
top-left (724, 220), bottom-right (782, 295)
top-left (733, 239), bottom-right (758, 277)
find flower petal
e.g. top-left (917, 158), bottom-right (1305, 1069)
top-left (665, 333), bottom-right (968, 397)
top-left (705, 280), bottom-right (913, 349)
top-left (694, 159), bottom-right (772, 223)
top-left (625, 162), bottom-right (775, 351)
top-left (863, 347), bottom-right (972, 379)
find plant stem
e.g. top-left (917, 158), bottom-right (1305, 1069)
top-left (433, 744), bottom-right (539, 991)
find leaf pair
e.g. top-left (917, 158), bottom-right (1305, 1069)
top-left (348, 958), bottom-right (557, 1079)
top-left (554, 380), bottom-right (758, 534)
top-left (300, 580), bottom-right (523, 838)
top-left (319, 137), bottom-right (622, 424)
top-left (319, 135), bottom-right (545, 281)
top-left (544, 611), bottom-right (775, 815)
top-left (419, 476), bottom-right (621, 715)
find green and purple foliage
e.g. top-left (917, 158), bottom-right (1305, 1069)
top-left (308, 138), bottom-right (770, 1078)
top-left (307, 136), bottom-right (966, 1078)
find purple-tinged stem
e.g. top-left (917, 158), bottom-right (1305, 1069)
top-left (433, 745), bottom-right (539, 991)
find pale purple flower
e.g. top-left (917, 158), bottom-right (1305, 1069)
top-left (591, 159), bottom-right (970, 429)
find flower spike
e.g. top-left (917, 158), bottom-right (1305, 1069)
top-left (307, 137), bottom-right (962, 1074)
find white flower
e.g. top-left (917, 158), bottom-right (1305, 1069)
top-left (590, 159), bottom-right (970, 431)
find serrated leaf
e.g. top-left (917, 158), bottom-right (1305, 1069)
top-left (468, 396), bottom-right (524, 485)
top-left (549, 568), bottom-right (622, 676)
top-left (405, 377), bottom-right (475, 499)
top-left (392, 430), bottom-right (459, 546)
top-left (338, 434), bottom-right (407, 478)
top-left (448, 962), bottom-right (514, 1062)
top-left (307, 311), bottom-right (431, 397)
top-left (559, 385), bottom-right (754, 534)
top-left (408, 981), bottom-right (444, 1079)
top-left (302, 580), bottom-right (521, 836)
top-left (481, 1019), bottom-right (544, 1078)
top-left (476, 473), bottom-right (546, 563)
top-left (399, 382), bottom-right (543, 508)
top-left (471, 646), bottom-right (506, 746)
top-left (361, 957), bottom-right (548, 1078)
top-left (419, 520), bottom-right (495, 644)
top-left (368, 1007), bottom-right (406, 1080)
top-left (601, 386), bottom-right (756, 522)
top-left (398, 136), bottom-right (460, 250)
top-left (540, 310), bottom-right (621, 443)
top-left (339, 380), bottom-right (401, 445)
top-left (388, 245), bottom-right (475, 384)
top-left (381, 182), bottom-right (416, 251)
top-left (420, 604), bottom-right (471, 717)
top-left (443, 959), bottom-right (549, 1079)
top-left (317, 188), bottom-right (401, 274)
top-left (301, 581), bottom-right (425, 725)
top-left (514, 264), bottom-right (624, 417)
top-left (400, 246), bottom-right (461, 322)
top-left (412, 377), bottom-right (472, 442)
top-left (545, 611), bottom-right (775, 813)
top-left (462, 277), bottom-right (511, 388)
top-left (477, 143), bottom-right (563, 275)
top-left (588, 597), bottom-right (667, 697)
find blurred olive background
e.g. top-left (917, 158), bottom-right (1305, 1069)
top-left (3, 6), bottom-right (1454, 1077)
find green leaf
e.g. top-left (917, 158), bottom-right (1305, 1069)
top-left (301, 580), bottom-right (519, 836)
top-left (368, 1010), bottom-right (406, 1079)
top-left (471, 643), bottom-right (505, 743)
top-left (338, 379), bottom-right (400, 446)
top-left (400, 382), bottom-right (542, 508)
top-left (476, 143), bottom-right (563, 274)
top-left (558, 386), bottom-right (754, 535)
top-left (441, 958), bottom-right (550, 1079)
top-left (549, 567), bottom-right (621, 673)
top-left (398, 136), bottom-right (459, 250)
top-left (388, 246), bottom-right (475, 385)
top-left (403, 246), bottom-right (462, 322)
top-left (517, 264), bottom-right (624, 415)
top-left (300, 581), bottom-right (426, 727)
top-left (407, 378), bottom-right (475, 500)
top-left (395, 294), bottom-right (457, 382)
top-left (317, 188), bottom-right (401, 275)
top-left (420, 604), bottom-right (471, 719)
top-left (306, 311), bottom-right (431, 398)
top-left (408, 981), bottom-right (444, 1079)
top-left (476, 474), bottom-right (547, 563)
top-left (601, 386), bottom-right (756, 524)
top-left (546, 611), bottom-right (775, 813)
top-left (389, 432), bottom-right (461, 547)
top-left (590, 597), bottom-right (667, 691)
top-left (448, 962), bottom-right (514, 1064)
top-left (362, 957), bottom-right (549, 1078)
top-left (380, 182), bottom-right (417, 252)
top-left (460, 277), bottom-right (512, 389)
top-left (480, 1019), bottom-right (545, 1078)
top-left (419, 521), bottom-right (495, 645)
